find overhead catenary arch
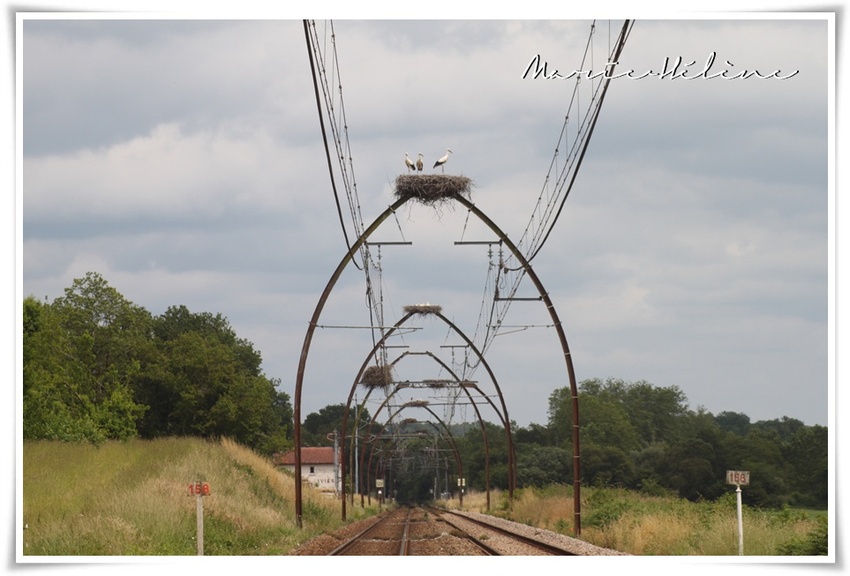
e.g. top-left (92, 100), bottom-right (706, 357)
top-left (451, 191), bottom-right (582, 535)
top-left (294, 186), bottom-right (582, 535)
top-left (353, 360), bottom-right (497, 511)
top-left (354, 382), bottom-right (483, 509)
top-left (339, 305), bottom-right (515, 519)
top-left (392, 350), bottom-right (507, 510)
top-left (361, 402), bottom-right (466, 506)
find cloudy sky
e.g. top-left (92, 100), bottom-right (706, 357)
top-left (15, 5), bottom-right (836, 444)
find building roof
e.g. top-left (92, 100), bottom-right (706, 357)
top-left (274, 446), bottom-right (340, 466)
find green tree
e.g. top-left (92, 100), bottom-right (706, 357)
top-left (578, 378), bottom-right (689, 444)
top-left (23, 274), bottom-right (150, 441)
top-left (657, 409), bottom-right (727, 500)
top-left (303, 403), bottom-right (371, 446)
top-left (22, 294), bottom-right (99, 440)
top-left (138, 305), bottom-right (291, 454)
top-left (578, 394), bottom-right (641, 454)
top-left (619, 380), bottom-right (689, 444)
top-left (715, 411), bottom-right (752, 436)
top-left (153, 305), bottom-right (262, 375)
top-left (516, 444), bottom-right (570, 488)
top-left (722, 429), bottom-right (789, 507)
top-left (23, 273), bottom-right (292, 453)
top-left (514, 422), bottom-right (552, 446)
top-left (581, 444), bottom-right (636, 487)
top-left (783, 424), bottom-right (828, 507)
top-left (455, 421), bottom-right (511, 492)
top-left (547, 379), bottom-right (644, 454)
top-left (546, 386), bottom-right (574, 451)
top-left (751, 416), bottom-right (805, 441)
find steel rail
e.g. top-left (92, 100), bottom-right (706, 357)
top-left (328, 507), bottom-right (413, 556)
top-left (397, 507), bottom-right (413, 555)
top-left (430, 507), bottom-right (577, 556)
top-left (433, 514), bottom-right (502, 555)
top-left (326, 510), bottom-right (393, 556)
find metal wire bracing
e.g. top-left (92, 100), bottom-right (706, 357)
top-left (304, 20), bottom-right (387, 357)
top-left (469, 20), bottom-right (634, 365)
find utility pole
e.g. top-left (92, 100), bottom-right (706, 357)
top-left (332, 430), bottom-right (340, 497)
top-left (444, 456), bottom-right (449, 499)
top-left (433, 436), bottom-right (438, 499)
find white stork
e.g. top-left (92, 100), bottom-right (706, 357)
top-left (404, 153), bottom-right (415, 173)
top-left (433, 148), bottom-right (452, 173)
top-left (416, 153), bottom-right (424, 173)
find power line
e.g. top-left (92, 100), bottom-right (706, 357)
top-left (468, 20), bottom-right (634, 364)
top-left (304, 20), bottom-right (388, 354)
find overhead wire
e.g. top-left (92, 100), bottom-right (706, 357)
top-left (469, 20), bottom-right (633, 362)
top-left (303, 20), bottom-right (632, 426)
top-left (525, 19), bottom-right (634, 263)
top-left (303, 19), bottom-right (354, 265)
top-left (304, 20), bottom-right (387, 357)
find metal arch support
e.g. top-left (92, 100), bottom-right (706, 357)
top-left (451, 192), bottom-right (582, 536)
top-left (354, 380), bottom-right (480, 510)
top-left (355, 355), bottom-right (495, 512)
top-left (367, 404), bottom-right (466, 506)
top-left (392, 350), bottom-right (500, 510)
top-left (294, 191), bottom-right (581, 535)
top-left (340, 310), bottom-right (515, 518)
top-left (293, 196), bottom-right (408, 528)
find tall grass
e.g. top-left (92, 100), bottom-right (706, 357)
top-left (23, 439), bottom-right (827, 557)
top-left (22, 437), bottom-right (378, 556)
top-left (444, 485), bottom-right (827, 556)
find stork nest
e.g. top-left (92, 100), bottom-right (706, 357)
top-left (403, 304), bottom-right (443, 316)
top-left (405, 400), bottom-right (430, 408)
top-left (394, 175), bottom-right (473, 205)
top-left (360, 364), bottom-right (394, 391)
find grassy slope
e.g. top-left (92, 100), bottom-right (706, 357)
top-left (21, 437), bottom-right (378, 556)
top-left (22, 438), bottom-right (827, 557)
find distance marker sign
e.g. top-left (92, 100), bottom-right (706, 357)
top-left (188, 482), bottom-right (211, 496)
top-left (726, 470), bottom-right (750, 485)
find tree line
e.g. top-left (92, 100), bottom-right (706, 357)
top-left (23, 272), bottom-right (828, 509)
top-left (23, 272), bottom-right (292, 455)
top-left (455, 378), bottom-right (827, 509)
top-left (292, 382), bottom-right (827, 509)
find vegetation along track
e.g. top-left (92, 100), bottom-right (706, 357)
top-left (295, 506), bottom-right (627, 556)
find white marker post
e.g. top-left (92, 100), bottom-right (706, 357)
top-left (189, 481), bottom-right (211, 556)
top-left (726, 470), bottom-right (750, 555)
top-left (376, 479), bottom-right (384, 507)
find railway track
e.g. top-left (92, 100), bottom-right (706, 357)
top-left (322, 505), bottom-right (581, 556)
top-left (427, 506), bottom-right (577, 555)
top-left (328, 507), bottom-right (415, 555)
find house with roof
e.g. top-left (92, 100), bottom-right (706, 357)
top-left (274, 446), bottom-right (341, 496)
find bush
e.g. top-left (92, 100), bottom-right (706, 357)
top-left (779, 516), bottom-right (828, 555)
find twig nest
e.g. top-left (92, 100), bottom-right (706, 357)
top-left (403, 304), bottom-right (443, 316)
top-left (360, 364), bottom-right (393, 390)
top-left (394, 175), bottom-right (473, 205)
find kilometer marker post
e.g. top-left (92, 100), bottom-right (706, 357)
top-left (726, 470), bottom-right (750, 555)
top-left (189, 481), bottom-right (211, 555)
